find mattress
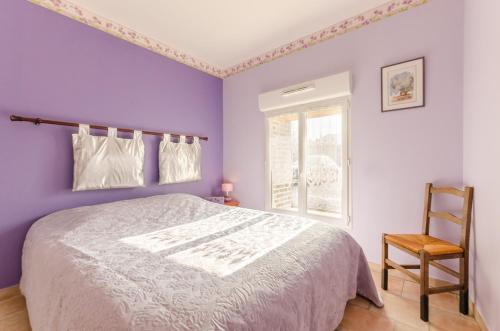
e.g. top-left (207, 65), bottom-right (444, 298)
top-left (21, 194), bottom-right (382, 331)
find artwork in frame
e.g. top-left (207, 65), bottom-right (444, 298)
top-left (381, 57), bottom-right (425, 112)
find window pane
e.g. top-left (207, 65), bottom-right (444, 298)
top-left (269, 113), bottom-right (299, 211)
top-left (305, 107), bottom-right (343, 217)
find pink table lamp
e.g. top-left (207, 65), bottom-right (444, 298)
top-left (221, 182), bottom-right (234, 201)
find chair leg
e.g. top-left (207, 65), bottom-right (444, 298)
top-left (420, 251), bottom-right (430, 322)
top-left (420, 295), bottom-right (429, 322)
top-left (381, 233), bottom-right (388, 290)
top-left (460, 290), bottom-right (469, 315)
top-left (459, 256), bottom-right (469, 315)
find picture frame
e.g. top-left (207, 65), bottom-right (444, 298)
top-left (381, 57), bottom-right (425, 112)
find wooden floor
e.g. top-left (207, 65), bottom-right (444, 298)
top-left (338, 265), bottom-right (481, 331)
top-left (0, 266), bottom-right (481, 331)
top-left (0, 286), bottom-right (30, 331)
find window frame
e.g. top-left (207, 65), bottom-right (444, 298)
top-left (264, 96), bottom-right (351, 228)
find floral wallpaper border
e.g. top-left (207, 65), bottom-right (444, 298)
top-left (223, 0), bottom-right (428, 77)
top-left (29, 0), bottom-right (428, 78)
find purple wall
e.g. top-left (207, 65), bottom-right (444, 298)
top-left (0, 0), bottom-right (222, 288)
top-left (463, 0), bottom-right (500, 329)
top-left (223, 0), bottom-right (464, 268)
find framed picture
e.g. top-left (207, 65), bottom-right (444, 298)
top-left (381, 57), bottom-right (425, 112)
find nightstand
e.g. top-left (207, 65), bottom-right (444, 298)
top-left (224, 200), bottom-right (240, 207)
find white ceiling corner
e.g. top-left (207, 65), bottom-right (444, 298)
top-left (29, 0), bottom-right (428, 78)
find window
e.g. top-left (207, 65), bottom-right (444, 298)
top-left (266, 98), bottom-right (350, 225)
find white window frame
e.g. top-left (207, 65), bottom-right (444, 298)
top-left (264, 96), bottom-right (352, 228)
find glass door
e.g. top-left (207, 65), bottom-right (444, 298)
top-left (266, 98), bottom-right (349, 224)
top-left (305, 106), bottom-right (345, 219)
top-left (268, 112), bottom-right (299, 212)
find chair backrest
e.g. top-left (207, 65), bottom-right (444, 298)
top-left (421, 183), bottom-right (474, 251)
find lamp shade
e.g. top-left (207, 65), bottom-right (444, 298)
top-left (221, 182), bottom-right (233, 193)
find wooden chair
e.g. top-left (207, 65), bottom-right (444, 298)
top-left (381, 183), bottom-right (474, 322)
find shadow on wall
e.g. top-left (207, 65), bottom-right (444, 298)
top-left (0, 221), bottom-right (37, 284)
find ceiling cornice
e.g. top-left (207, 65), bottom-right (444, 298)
top-left (223, 0), bottom-right (428, 77)
top-left (28, 0), bottom-right (225, 77)
top-left (29, 0), bottom-right (428, 79)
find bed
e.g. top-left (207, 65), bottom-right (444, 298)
top-left (21, 194), bottom-right (382, 331)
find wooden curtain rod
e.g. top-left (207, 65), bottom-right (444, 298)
top-left (10, 115), bottom-right (208, 141)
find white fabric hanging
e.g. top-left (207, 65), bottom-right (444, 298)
top-left (159, 134), bottom-right (202, 184)
top-left (72, 124), bottom-right (145, 191)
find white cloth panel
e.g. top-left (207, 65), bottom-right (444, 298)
top-left (159, 134), bottom-right (201, 184)
top-left (72, 124), bottom-right (145, 191)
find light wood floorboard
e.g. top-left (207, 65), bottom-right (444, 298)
top-left (0, 268), bottom-right (482, 331)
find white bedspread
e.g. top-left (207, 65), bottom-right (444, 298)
top-left (21, 194), bottom-right (382, 331)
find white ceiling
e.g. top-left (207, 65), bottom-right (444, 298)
top-left (69, 0), bottom-right (391, 69)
